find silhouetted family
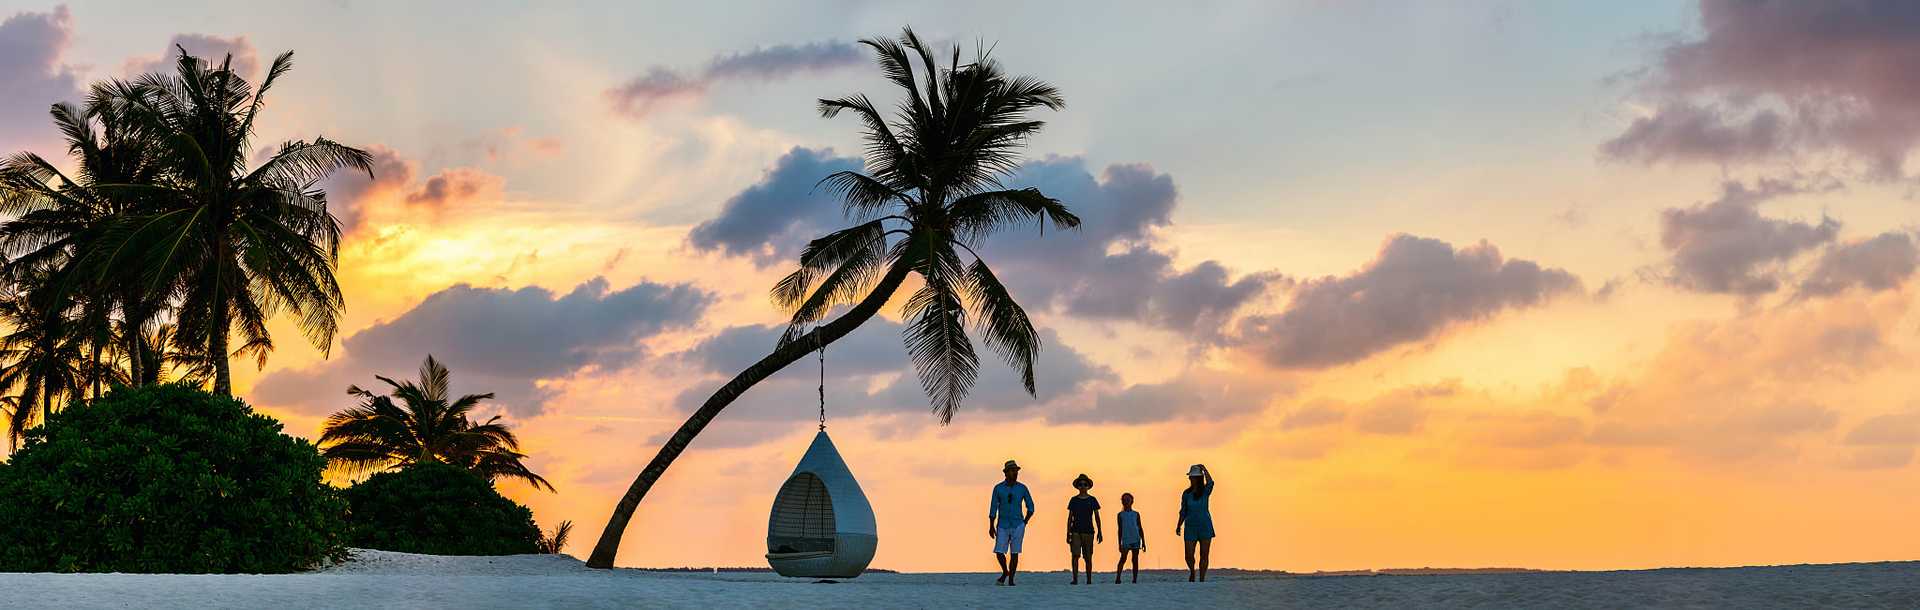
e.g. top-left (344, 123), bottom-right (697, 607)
top-left (989, 460), bottom-right (1216, 586)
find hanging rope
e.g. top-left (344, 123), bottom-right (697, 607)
top-left (817, 341), bottom-right (827, 431)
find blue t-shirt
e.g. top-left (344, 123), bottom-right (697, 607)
top-left (989, 481), bottom-right (1034, 529)
top-left (1067, 495), bottom-right (1101, 533)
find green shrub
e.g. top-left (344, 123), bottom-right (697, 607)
top-left (342, 461), bottom-right (540, 555)
top-left (0, 384), bottom-right (347, 573)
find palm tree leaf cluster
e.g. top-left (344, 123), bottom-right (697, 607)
top-left (319, 355), bottom-right (552, 492)
top-left (0, 48), bottom-right (368, 445)
top-left (779, 27), bottom-right (1078, 423)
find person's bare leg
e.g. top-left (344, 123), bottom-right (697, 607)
top-left (1067, 544), bottom-right (1082, 586)
top-left (995, 552), bottom-right (1008, 584)
top-left (1083, 547), bottom-right (1094, 585)
top-left (1198, 539), bottom-right (1212, 582)
top-left (1130, 549), bottom-right (1140, 583)
top-left (1008, 553), bottom-right (1020, 586)
top-left (1184, 540), bottom-right (1197, 582)
top-left (1114, 551), bottom-right (1125, 583)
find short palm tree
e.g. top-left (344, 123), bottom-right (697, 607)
top-left (587, 28), bottom-right (1076, 567)
top-left (0, 286), bottom-right (89, 447)
top-left (319, 355), bottom-right (553, 491)
top-left (538, 520), bottom-right (574, 555)
top-left (97, 49), bottom-right (371, 396)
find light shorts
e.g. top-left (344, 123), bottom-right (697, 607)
top-left (994, 522), bottom-right (1026, 554)
top-left (1068, 533), bottom-right (1095, 557)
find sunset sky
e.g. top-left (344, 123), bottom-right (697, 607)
top-left (4, 1), bottom-right (1920, 573)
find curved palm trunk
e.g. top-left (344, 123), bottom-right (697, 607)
top-left (585, 262), bottom-right (912, 569)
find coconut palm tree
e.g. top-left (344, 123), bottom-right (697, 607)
top-left (92, 49), bottom-right (371, 396)
top-left (318, 355), bottom-right (554, 491)
top-left (587, 28), bottom-right (1075, 568)
top-left (0, 89), bottom-right (168, 398)
top-left (0, 286), bottom-right (90, 447)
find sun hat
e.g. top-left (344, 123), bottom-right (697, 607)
top-left (1073, 473), bottom-right (1092, 488)
top-left (1003, 460), bottom-right (1021, 472)
top-left (1186, 464), bottom-right (1205, 477)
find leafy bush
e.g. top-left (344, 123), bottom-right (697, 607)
top-left (0, 384), bottom-right (347, 573)
top-left (342, 461), bottom-right (541, 555)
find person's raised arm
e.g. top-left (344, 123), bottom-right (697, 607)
top-left (1204, 467), bottom-right (1215, 495)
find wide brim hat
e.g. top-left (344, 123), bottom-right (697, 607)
top-left (1186, 464), bottom-right (1205, 477)
top-left (1003, 460), bottom-right (1021, 472)
top-left (1073, 473), bottom-right (1092, 488)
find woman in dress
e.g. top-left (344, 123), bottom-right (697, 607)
top-left (1174, 464), bottom-right (1215, 582)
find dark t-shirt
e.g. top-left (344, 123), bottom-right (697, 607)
top-left (1067, 495), bottom-right (1101, 533)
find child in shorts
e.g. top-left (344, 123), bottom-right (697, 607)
top-left (1066, 474), bottom-right (1102, 585)
top-left (1114, 492), bottom-right (1145, 583)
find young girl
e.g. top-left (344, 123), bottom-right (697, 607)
top-left (1113, 492), bottom-right (1145, 583)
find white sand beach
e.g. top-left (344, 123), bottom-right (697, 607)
top-left (2, 549), bottom-right (1916, 609)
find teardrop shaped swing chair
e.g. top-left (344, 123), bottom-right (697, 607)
top-left (765, 345), bottom-right (877, 579)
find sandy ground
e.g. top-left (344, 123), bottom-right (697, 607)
top-left (2, 549), bottom-right (1917, 609)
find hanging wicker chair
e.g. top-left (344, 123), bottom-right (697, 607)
top-left (765, 430), bottom-right (877, 578)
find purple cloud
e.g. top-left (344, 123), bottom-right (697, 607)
top-left (607, 41), bottom-right (864, 118)
top-left (1605, 0), bottom-right (1920, 177)
top-left (1236, 235), bottom-right (1582, 369)
top-left (1658, 180), bottom-right (1839, 295)
top-left (1797, 231), bottom-right (1920, 297)
top-left (252, 278), bottom-right (712, 417)
top-left (0, 5), bottom-right (80, 150)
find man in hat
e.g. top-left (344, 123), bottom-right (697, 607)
top-left (989, 459), bottom-right (1035, 586)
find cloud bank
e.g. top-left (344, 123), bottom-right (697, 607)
top-left (253, 277), bottom-right (712, 417)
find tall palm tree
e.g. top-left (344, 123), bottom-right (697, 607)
top-left (0, 89), bottom-right (167, 399)
top-left (96, 49), bottom-right (371, 396)
top-left (587, 28), bottom-right (1076, 568)
top-left (318, 355), bottom-right (553, 491)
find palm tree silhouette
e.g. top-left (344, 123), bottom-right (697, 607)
top-left (538, 520), bottom-right (574, 554)
top-left (93, 49), bottom-right (371, 396)
top-left (0, 284), bottom-right (90, 447)
top-left (587, 27), bottom-right (1076, 568)
top-left (0, 87), bottom-right (169, 400)
top-left (319, 355), bottom-right (553, 492)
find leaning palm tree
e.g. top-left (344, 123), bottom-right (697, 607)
top-left (93, 49), bottom-right (371, 396)
top-left (587, 28), bottom-right (1076, 568)
top-left (318, 355), bottom-right (554, 491)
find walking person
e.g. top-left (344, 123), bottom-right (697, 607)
top-left (1114, 492), bottom-right (1145, 583)
top-left (1174, 464), bottom-right (1215, 582)
top-left (1065, 474), bottom-right (1102, 585)
top-left (989, 460), bottom-right (1035, 586)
